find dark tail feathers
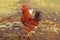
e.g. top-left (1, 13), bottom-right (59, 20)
top-left (34, 11), bottom-right (42, 22)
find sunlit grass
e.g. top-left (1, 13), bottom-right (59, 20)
top-left (0, 0), bottom-right (60, 15)
top-left (30, 0), bottom-right (60, 12)
top-left (0, 0), bottom-right (19, 15)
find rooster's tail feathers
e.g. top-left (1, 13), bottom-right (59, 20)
top-left (34, 11), bottom-right (42, 22)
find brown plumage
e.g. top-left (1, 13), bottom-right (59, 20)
top-left (21, 4), bottom-right (42, 32)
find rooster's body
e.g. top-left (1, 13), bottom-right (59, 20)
top-left (21, 5), bottom-right (42, 32)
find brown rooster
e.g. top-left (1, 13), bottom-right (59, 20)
top-left (21, 4), bottom-right (42, 32)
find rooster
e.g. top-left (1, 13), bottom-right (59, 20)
top-left (21, 4), bottom-right (42, 32)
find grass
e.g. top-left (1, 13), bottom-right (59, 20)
top-left (0, 0), bottom-right (60, 15)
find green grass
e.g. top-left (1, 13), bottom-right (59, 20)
top-left (0, 0), bottom-right (60, 15)
top-left (29, 0), bottom-right (60, 12)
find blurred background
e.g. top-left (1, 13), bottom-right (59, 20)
top-left (0, 0), bottom-right (60, 40)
